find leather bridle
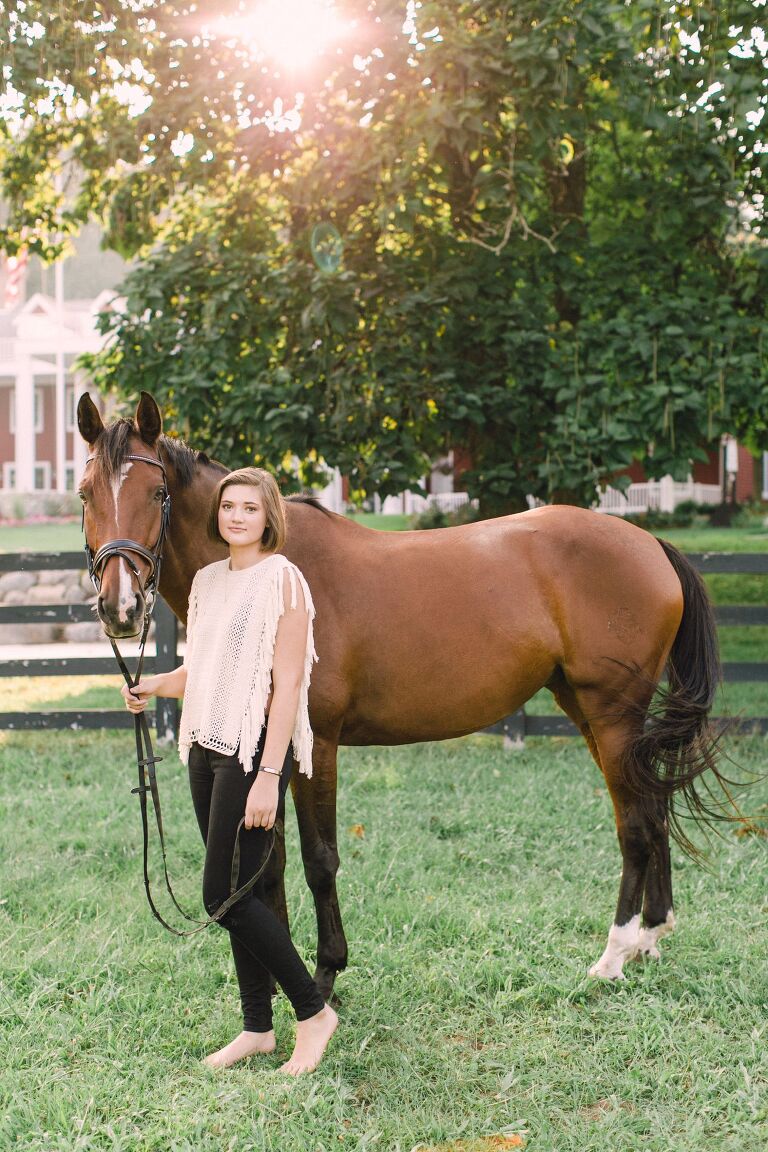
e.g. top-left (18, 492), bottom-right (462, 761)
top-left (84, 453), bottom-right (171, 631)
top-left (83, 451), bottom-right (274, 936)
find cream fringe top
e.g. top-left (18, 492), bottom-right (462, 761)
top-left (178, 554), bottom-right (317, 776)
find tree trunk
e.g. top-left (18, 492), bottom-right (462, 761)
top-left (547, 141), bottom-right (587, 327)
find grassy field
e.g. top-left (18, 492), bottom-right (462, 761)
top-left (1, 730), bottom-right (766, 1151)
top-left (2, 512), bottom-right (766, 1146)
top-left (0, 519), bottom-right (83, 553)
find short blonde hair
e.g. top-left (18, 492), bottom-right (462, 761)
top-left (207, 467), bottom-right (287, 553)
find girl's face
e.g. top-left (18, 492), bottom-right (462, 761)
top-left (218, 485), bottom-right (268, 550)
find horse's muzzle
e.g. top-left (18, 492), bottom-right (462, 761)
top-left (97, 592), bottom-right (146, 639)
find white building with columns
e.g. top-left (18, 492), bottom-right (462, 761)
top-left (0, 291), bottom-right (116, 497)
top-left (0, 225), bottom-right (126, 508)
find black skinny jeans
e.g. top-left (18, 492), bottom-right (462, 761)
top-left (188, 737), bottom-right (325, 1032)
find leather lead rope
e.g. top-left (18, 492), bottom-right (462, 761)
top-left (110, 577), bottom-right (276, 937)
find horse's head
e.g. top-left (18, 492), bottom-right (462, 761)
top-left (77, 391), bottom-right (170, 639)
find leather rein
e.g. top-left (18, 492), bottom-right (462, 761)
top-left (84, 452), bottom-right (274, 936)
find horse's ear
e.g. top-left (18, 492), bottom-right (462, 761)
top-left (136, 391), bottom-right (163, 446)
top-left (77, 393), bottom-right (104, 445)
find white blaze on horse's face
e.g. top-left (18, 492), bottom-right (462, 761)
top-left (111, 461), bottom-right (136, 624)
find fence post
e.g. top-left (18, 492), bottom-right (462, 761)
top-left (153, 597), bottom-right (179, 745)
top-left (659, 476), bottom-right (675, 512)
top-left (503, 709), bottom-right (526, 751)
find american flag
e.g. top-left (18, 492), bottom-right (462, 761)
top-left (3, 247), bottom-right (28, 308)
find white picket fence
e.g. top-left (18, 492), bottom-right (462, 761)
top-left (594, 479), bottom-right (721, 515)
top-left (318, 476), bottom-right (723, 518)
top-left (383, 491), bottom-right (479, 516)
top-left (376, 479), bottom-right (722, 518)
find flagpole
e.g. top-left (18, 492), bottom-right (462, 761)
top-left (55, 257), bottom-right (67, 492)
top-left (54, 171), bottom-right (67, 494)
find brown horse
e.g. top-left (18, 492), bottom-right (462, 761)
top-left (77, 391), bottom-right (728, 994)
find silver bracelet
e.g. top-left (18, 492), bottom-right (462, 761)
top-left (259, 764), bottom-right (282, 778)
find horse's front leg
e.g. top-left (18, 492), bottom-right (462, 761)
top-left (292, 735), bottom-right (347, 1001)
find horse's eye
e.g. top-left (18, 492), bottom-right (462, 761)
top-left (153, 489), bottom-right (165, 502)
top-left (78, 491), bottom-right (87, 504)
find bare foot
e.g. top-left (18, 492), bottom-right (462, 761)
top-left (279, 1005), bottom-right (338, 1076)
top-left (204, 1029), bottom-right (276, 1069)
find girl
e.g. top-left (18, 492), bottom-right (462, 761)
top-left (122, 467), bottom-right (337, 1074)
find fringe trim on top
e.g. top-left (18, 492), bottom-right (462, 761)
top-left (179, 557), bottom-right (317, 777)
top-left (182, 577), bottom-right (199, 670)
top-left (239, 564), bottom-right (317, 777)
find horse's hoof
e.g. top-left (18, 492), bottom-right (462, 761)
top-left (635, 935), bottom-right (663, 963)
top-left (313, 965), bottom-right (339, 1002)
top-left (636, 911), bottom-right (675, 961)
top-left (588, 960), bottom-right (627, 980)
top-left (589, 915), bottom-right (643, 979)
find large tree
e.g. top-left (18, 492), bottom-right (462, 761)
top-left (2, 1), bottom-right (766, 510)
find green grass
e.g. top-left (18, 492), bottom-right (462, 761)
top-left (1, 731), bottom-right (766, 1151)
top-left (0, 519), bottom-right (83, 553)
top-left (702, 574), bottom-right (767, 605)
top-left (0, 675), bottom-right (123, 712)
top-left (349, 512), bottom-right (412, 532)
top-left (656, 523), bottom-right (768, 553)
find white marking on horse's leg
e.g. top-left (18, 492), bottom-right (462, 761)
top-left (588, 913), bottom-right (641, 980)
top-left (111, 463), bottom-right (135, 623)
top-left (636, 909), bottom-right (676, 960)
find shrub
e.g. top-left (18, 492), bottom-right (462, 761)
top-left (410, 502), bottom-right (480, 530)
top-left (625, 502), bottom-right (711, 530)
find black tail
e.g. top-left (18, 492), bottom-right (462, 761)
top-left (621, 539), bottom-right (735, 855)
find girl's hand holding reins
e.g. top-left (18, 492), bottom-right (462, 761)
top-left (121, 680), bottom-right (155, 714)
top-left (120, 667), bottom-right (186, 713)
top-left (245, 772), bottom-right (280, 830)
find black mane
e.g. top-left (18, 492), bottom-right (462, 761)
top-left (286, 494), bottom-right (335, 516)
top-left (92, 421), bottom-right (333, 507)
top-left (92, 418), bottom-right (226, 487)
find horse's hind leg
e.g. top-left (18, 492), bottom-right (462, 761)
top-left (587, 717), bottom-right (676, 978)
top-left (552, 678), bottom-right (668, 979)
top-left (292, 735), bottom-right (348, 1001)
top-left (261, 793), bottom-right (289, 929)
top-left (636, 795), bottom-right (675, 958)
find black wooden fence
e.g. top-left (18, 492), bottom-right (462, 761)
top-left (0, 551), bottom-right (178, 739)
top-left (1, 550), bottom-right (766, 741)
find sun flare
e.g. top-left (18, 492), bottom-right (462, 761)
top-left (213, 0), bottom-right (351, 72)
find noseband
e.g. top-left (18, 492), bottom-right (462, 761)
top-left (84, 453), bottom-right (171, 629)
